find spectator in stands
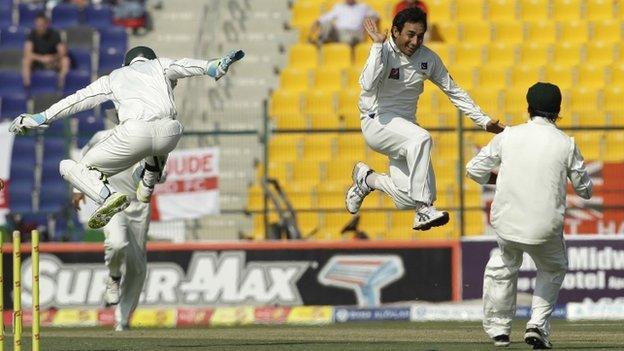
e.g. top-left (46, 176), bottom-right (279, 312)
top-left (393, 0), bottom-right (427, 16)
top-left (310, 0), bottom-right (379, 46)
top-left (22, 12), bottom-right (70, 88)
top-left (392, 1), bottom-right (443, 42)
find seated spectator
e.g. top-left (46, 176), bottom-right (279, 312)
top-left (22, 12), bottom-right (70, 88)
top-left (393, 0), bottom-right (428, 16)
top-left (310, 0), bottom-right (378, 47)
top-left (393, 1), bottom-right (443, 42)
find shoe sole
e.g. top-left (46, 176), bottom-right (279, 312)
top-left (525, 332), bottom-right (552, 349)
top-left (88, 194), bottom-right (130, 229)
top-left (345, 162), bottom-right (368, 214)
top-left (413, 211), bottom-right (450, 231)
top-left (494, 341), bottom-right (510, 347)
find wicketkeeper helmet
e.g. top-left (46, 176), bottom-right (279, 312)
top-left (123, 46), bottom-right (157, 66)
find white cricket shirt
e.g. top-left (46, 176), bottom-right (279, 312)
top-left (42, 57), bottom-right (211, 123)
top-left (466, 117), bottom-right (593, 244)
top-left (358, 39), bottom-right (491, 128)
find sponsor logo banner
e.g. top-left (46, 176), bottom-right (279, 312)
top-left (287, 306), bottom-right (333, 324)
top-left (567, 299), bottom-right (624, 320)
top-left (461, 238), bottom-right (624, 303)
top-left (410, 304), bottom-right (483, 321)
top-left (334, 307), bottom-right (411, 323)
top-left (6, 246), bottom-right (453, 309)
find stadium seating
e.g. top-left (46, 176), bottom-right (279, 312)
top-left (85, 4), bottom-right (114, 29)
top-left (18, 3), bottom-right (44, 27)
top-left (0, 26), bottom-right (27, 49)
top-left (51, 4), bottom-right (80, 29)
top-left (258, 0), bottom-right (620, 240)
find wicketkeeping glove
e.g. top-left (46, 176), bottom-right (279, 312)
top-left (209, 49), bottom-right (245, 81)
top-left (8, 113), bottom-right (48, 135)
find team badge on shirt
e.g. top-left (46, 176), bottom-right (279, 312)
top-left (420, 62), bottom-right (428, 70)
top-left (389, 68), bottom-right (400, 80)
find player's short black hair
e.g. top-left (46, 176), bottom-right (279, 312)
top-left (35, 12), bottom-right (48, 21)
top-left (392, 7), bottom-right (427, 38)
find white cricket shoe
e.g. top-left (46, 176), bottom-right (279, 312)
top-left (114, 323), bottom-right (130, 332)
top-left (136, 180), bottom-right (154, 203)
top-left (413, 205), bottom-right (450, 230)
top-left (524, 328), bottom-right (552, 349)
top-left (88, 193), bottom-right (130, 229)
top-left (105, 276), bottom-right (121, 305)
top-left (346, 162), bottom-right (373, 214)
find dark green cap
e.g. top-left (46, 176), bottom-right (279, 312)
top-left (123, 46), bottom-right (157, 66)
top-left (526, 82), bottom-right (562, 115)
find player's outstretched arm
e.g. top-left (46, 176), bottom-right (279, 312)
top-left (8, 113), bottom-right (48, 135)
top-left (363, 17), bottom-right (386, 43)
top-left (207, 49), bottom-right (245, 81)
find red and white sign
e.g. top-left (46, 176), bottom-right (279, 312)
top-left (0, 121), bottom-right (14, 224)
top-left (152, 147), bottom-right (220, 221)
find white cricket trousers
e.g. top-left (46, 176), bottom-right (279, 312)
top-left (483, 235), bottom-right (567, 339)
top-left (104, 201), bottom-right (150, 326)
top-left (361, 115), bottom-right (436, 209)
top-left (60, 118), bottom-right (183, 204)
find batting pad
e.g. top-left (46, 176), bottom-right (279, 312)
top-left (59, 159), bottom-right (111, 205)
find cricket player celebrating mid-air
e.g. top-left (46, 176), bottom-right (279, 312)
top-left (346, 8), bottom-right (505, 230)
top-left (8, 46), bottom-right (244, 229)
top-left (466, 82), bottom-right (593, 349)
top-left (73, 130), bottom-right (157, 331)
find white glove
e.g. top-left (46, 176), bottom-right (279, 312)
top-left (8, 113), bottom-right (48, 135)
top-left (208, 49), bottom-right (245, 81)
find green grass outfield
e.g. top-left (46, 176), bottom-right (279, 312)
top-left (4, 321), bottom-right (623, 351)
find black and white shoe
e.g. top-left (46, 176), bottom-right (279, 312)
top-left (345, 162), bottom-right (373, 214)
top-left (412, 205), bottom-right (450, 230)
top-left (493, 334), bottom-right (510, 347)
top-left (524, 328), bottom-right (552, 349)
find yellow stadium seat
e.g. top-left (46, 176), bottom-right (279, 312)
top-left (492, 21), bottom-right (523, 44)
top-left (485, 43), bottom-right (516, 68)
top-left (320, 212), bottom-right (355, 233)
top-left (502, 88), bottom-right (527, 114)
top-left (269, 134), bottom-right (302, 162)
top-left (571, 132), bottom-right (603, 161)
top-left (309, 112), bottom-right (342, 130)
top-left (426, 42), bottom-right (451, 63)
top-left (569, 87), bottom-right (599, 114)
top-left (325, 160), bottom-right (351, 181)
top-left (449, 66), bottom-right (474, 90)
top-left (337, 89), bottom-right (360, 115)
top-left (591, 20), bottom-right (621, 43)
top-left (576, 111), bottom-right (608, 127)
top-left (519, 0), bottom-right (549, 22)
top-left (279, 68), bottom-right (310, 92)
top-left (585, 41), bottom-right (614, 66)
top-left (303, 134), bottom-right (335, 161)
top-left (316, 191), bottom-right (344, 209)
top-left (289, 189), bottom-right (315, 208)
top-left (478, 64), bottom-right (509, 90)
top-left (312, 67), bottom-right (345, 90)
top-left (436, 21), bottom-right (458, 44)
top-left (525, 22), bottom-right (556, 44)
top-left (452, 43), bottom-right (484, 67)
top-left (290, 1), bottom-right (321, 28)
top-left (303, 90), bottom-right (336, 115)
top-left (460, 21), bottom-right (491, 44)
top-left (552, 42), bottom-right (582, 67)
top-left (544, 65), bottom-right (574, 91)
top-left (341, 111), bottom-right (362, 129)
top-left (603, 86), bottom-right (624, 113)
top-left (346, 66), bottom-right (361, 89)
top-left (354, 42), bottom-right (372, 67)
top-left (428, 0), bottom-right (453, 22)
top-left (456, 0), bottom-right (485, 22)
top-left (558, 21), bottom-right (589, 44)
top-left (604, 133), bottom-right (624, 161)
top-left (470, 89), bottom-right (502, 115)
top-left (270, 90), bottom-right (302, 116)
top-left (576, 64), bottom-right (606, 89)
top-left (292, 161), bottom-right (322, 182)
top-left (518, 43), bottom-right (551, 67)
top-left (320, 43), bottom-right (352, 69)
top-left (465, 211), bottom-right (485, 236)
top-left (611, 63), bottom-right (624, 85)
top-left (486, 0), bottom-right (517, 21)
top-left (553, 0), bottom-right (582, 21)
top-left (509, 66), bottom-right (542, 88)
top-left (272, 113), bottom-right (308, 130)
top-left (247, 185), bottom-right (264, 211)
top-left (297, 212), bottom-right (320, 237)
top-left (366, 0), bottom-right (391, 22)
top-left (267, 162), bottom-right (288, 181)
top-left (417, 88), bottom-right (434, 114)
top-left (337, 134), bottom-right (366, 159)
top-left (587, 0), bottom-right (614, 20)
top-left (360, 211), bottom-right (389, 234)
top-left (288, 43), bottom-right (318, 70)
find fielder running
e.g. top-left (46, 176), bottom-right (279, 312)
top-left (72, 130), bottom-right (154, 332)
top-left (9, 46), bottom-right (244, 229)
top-left (346, 8), bottom-right (505, 230)
top-left (466, 83), bottom-right (593, 349)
